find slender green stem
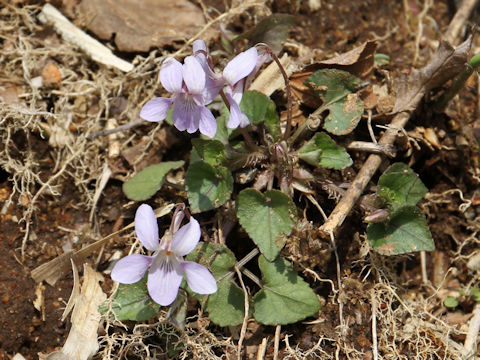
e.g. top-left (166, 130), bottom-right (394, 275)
top-left (256, 44), bottom-right (293, 140)
top-left (289, 104), bottom-right (325, 144)
top-left (433, 53), bottom-right (480, 112)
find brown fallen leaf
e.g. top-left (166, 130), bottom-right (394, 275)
top-left (317, 40), bottom-right (378, 79)
top-left (445, 312), bottom-right (473, 326)
top-left (291, 41), bottom-right (377, 108)
top-left (392, 36), bottom-right (472, 114)
top-left (44, 265), bottom-right (106, 360)
top-left (78, 0), bottom-right (206, 52)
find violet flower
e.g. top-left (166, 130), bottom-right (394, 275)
top-left (111, 204), bottom-right (217, 306)
top-left (222, 47), bottom-right (259, 129)
top-left (140, 56), bottom-right (217, 138)
top-left (193, 40), bottom-right (261, 129)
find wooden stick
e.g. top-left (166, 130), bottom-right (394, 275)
top-left (444, 0), bottom-right (478, 45)
top-left (319, 112), bottom-right (409, 236)
top-left (273, 325), bottom-right (281, 360)
top-left (38, 4), bottom-right (133, 72)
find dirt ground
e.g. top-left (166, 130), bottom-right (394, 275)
top-left (1, 0), bottom-right (480, 359)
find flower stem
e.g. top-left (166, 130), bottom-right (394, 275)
top-left (257, 44), bottom-right (293, 140)
top-left (433, 53), bottom-right (480, 112)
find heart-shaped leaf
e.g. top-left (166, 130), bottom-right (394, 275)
top-left (99, 275), bottom-right (159, 321)
top-left (378, 162), bottom-right (428, 209)
top-left (191, 138), bottom-right (226, 166)
top-left (237, 189), bottom-right (297, 261)
top-left (298, 132), bottom-right (352, 169)
top-left (186, 243), bottom-right (244, 326)
top-left (185, 161), bottom-right (233, 213)
top-left (306, 69), bottom-right (363, 135)
top-left (253, 255), bottom-right (321, 325)
top-left (240, 90), bottom-right (281, 139)
top-left (367, 206), bottom-right (435, 255)
top-left (122, 161), bottom-right (184, 201)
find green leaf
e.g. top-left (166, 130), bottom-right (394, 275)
top-left (374, 53), bottom-right (390, 66)
top-left (306, 69), bottom-right (364, 135)
top-left (100, 276), bottom-right (159, 321)
top-left (237, 14), bottom-right (295, 53)
top-left (186, 243), bottom-right (244, 326)
top-left (367, 206), bottom-right (435, 255)
top-left (378, 163), bottom-right (428, 209)
top-left (240, 91), bottom-right (281, 139)
top-left (253, 256), bottom-right (321, 325)
top-left (237, 189), bottom-right (297, 261)
top-left (122, 161), bottom-right (185, 201)
top-left (444, 297), bottom-right (459, 309)
top-left (470, 288), bottom-right (480, 302)
top-left (191, 139), bottom-right (226, 166)
top-left (206, 278), bottom-right (245, 326)
top-left (185, 161), bottom-right (233, 213)
top-left (211, 107), bottom-right (231, 145)
top-left (186, 242), bottom-right (237, 278)
top-left (298, 132), bottom-right (352, 169)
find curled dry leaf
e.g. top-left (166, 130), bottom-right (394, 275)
top-left (291, 41), bottom-right (377, 108)
top-left (392, 36), bottom-right (472, 114)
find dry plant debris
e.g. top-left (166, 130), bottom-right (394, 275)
top-left (77, 0), bottom-right (207, 52)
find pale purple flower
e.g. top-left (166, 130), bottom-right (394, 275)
top-left (140, 56), bottom-right (217, 138)
top-left (193, 41), bottom-right (262, 129)
top-left (222, 47), bottom-right (258, 125)
top-left (111, 204), bottom-right (217, 306)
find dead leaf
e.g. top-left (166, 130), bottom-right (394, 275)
top-left (45, 265), bottom-right (106, 360)
top-left (392, 36), bottom-right (472, 113)
top-left (78, 0), bottom-right (206, 52)
top-left (237, 13), bottom-right (295, 53)
top-left (317, 40), bottom-right (378, 78)
top-left (250, 53), bottom-right (297, 96)
top-left (445, 312), bottom-right (473, 326)
top-left (290, 41), bottom-right (377, 108)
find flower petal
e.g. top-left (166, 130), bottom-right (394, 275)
top-left (140, 97), bottom-right (172, 122)
top-left (160, 58), bottom-right (183, 93)
top-left (223, 47), bottom-right (258, 86)
top-left (148, 254), bottom-right (183, 306)
top-left (192, 39), bottom-right (207, 54)
top-left (111, 254), bottom-right (152, 284)
top-left (226, 93), bottom-right (249, 129)
top-left (181, 261), bottom-right (217, 294)
top-left (183, 56), bottom-right (205, 95)
top-left (198, 106), bottom-right (217, 138)
top-left (202, 77), bottom-right (223, 104)
top-left (135, 204), bottom-right (159, 251)
top-left (170, 217), bottom-right (201, 256)
top-left (172, 95), bottom-right (199, 133)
